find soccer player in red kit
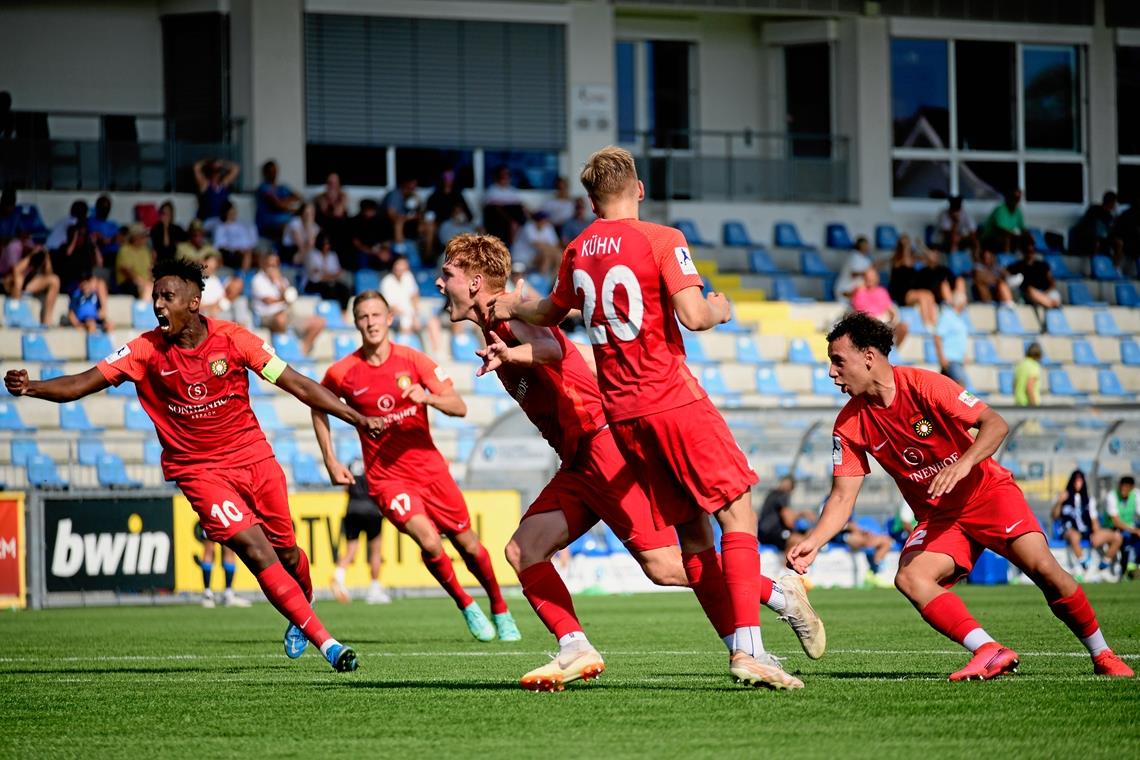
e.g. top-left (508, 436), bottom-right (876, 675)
top-left (312, 290), bottom-right (520, 643)
top-left (787, 312), bottom-right (1133, 680)
top-left (493, 146), bottom-right (805, 689)
top-left (3, 258), bottom-right (370, 671)
top-left (440, 233), bottom-right (824, 690)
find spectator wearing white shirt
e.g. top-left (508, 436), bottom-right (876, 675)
top-left (303, 232), bottom-right (352, 312)
top-left (250, 251), bottom-right (325, 355)
top-left (212, 201), bottom-right (257, 271)
top-left (380, 256), bottom-right (441, 353)
top-left (540, 176), bottom-right (576, 233)
top-left (511, 211), bottom-right (560, 275)
top-left (283, 202), bottom-right (320, 266)
top-left (199, 250), bottom-right (251, 325)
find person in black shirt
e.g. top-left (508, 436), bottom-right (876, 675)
top-left (757, 476), bottom-right (814, 550)
top-left (1006, 241), bottom-right (1061, 309)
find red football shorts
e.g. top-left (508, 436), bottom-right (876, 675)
top-left (369, 475), bottom-right (472, 536)
top-left (523, 427), bottom-right (677, 553)
top-left (610, 398), bottom-right (759, 529)
top-left (901, 478), bottom-right (1044, 587)
top-left (178, 457), bottom-right (295, 547)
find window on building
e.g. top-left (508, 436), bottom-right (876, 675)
top-left (1118, 46), bottom-right (1140, 202)
top-left (615, 39), bottom-right (696, 150)
top-left (785, 42), bottom-right (832, 158)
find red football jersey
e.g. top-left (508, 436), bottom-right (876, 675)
top-left (484, 319), bottom-right (607, 463)
top-left (831, 365), bottom-right (1015, 519)
top-left (321, 343), bottom-right (452, 488)
top-left (96, 318), bottom-right (279, 481)
top-left (550, 218), bottom-right (706, 421)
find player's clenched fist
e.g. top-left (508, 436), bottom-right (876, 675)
top-left (361, 416), bottom-right (386, 438)
top-left (489, 290), bottom-right (520, 322)
top-left (401, 383), bottom-right (430, 405)
top-left (4, 369), bottom-right (30, 396)
top-left (706, 292), bottom-right (732, 324)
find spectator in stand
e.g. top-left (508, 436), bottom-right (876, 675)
top-left (888, 234), bottom-right (937, 329)
top-left (919, 246), bottom-right (968, 309)
top-left (150, 201), bottom-right (185, 262)
top-left (932, 302), bottom-right (970, 386)
top-left (212, 201), bottom-right (257, 271)
top-left (177, 219), bottom-right (221, 264)
top-left (511, 211), bottom-right (561, 276)
top-left (0, 187), bottom-right (19, 239)
top-left (250, 251), bottom-right (325, 356)
top-left (840, 518), bottom-right (895, 588)
top-left (115, 223), bottom-right (155, 300)
top-left (199, 250), bottom-right (250, 325)
top-left (836, 236), bottom-right (875, 304)
top-left (756, 476), bottom-right (815, 551)
top-left (302, 232), bottom-right (352, 312)
top-left (972, 249), bottom-right (1015, 305)
top-left (1103, 476), bottom-right (1139, 578)
top-left (255, 160), bottom-right (303, 244)
top-left (980, 188), bottom-right (1026, 253)
top-left (1006, 239), bottom-right (1061, 309)
top-left (350, 199), bottom-right (393, 271)
top-left (850, 267), bottom-right (908, 348)
top-left (53, 220), bottom-right (105, 303)
top-left (194, 158), bottom-right (240, 226)
top-left (45, 200), bottom-right (88, 252)
top-left (1013, 342), bottom-right (1043, 407)
top-left (1111, 195), bottom-right (1140, 275)
top-left (284, 202), bottom-right (320, 266)
top-left (0, 226), bottom-right (59, 325)
top-left (1052, 470), bottom-right (1121, 581)
top-left (87, 194), bottom-right (120, 256)
top-left (482, 166), bottom-right (527, 246)
top-left (425, 170), bottom-right (472, 260)
top-left (383, 178), bottom-right (431, 256)
top-left (437, 205), bottom-right (477, 250)
top-left (314, 172), bottom-right (351, 260)
top-left (380, 255), bottom-right (442, 353)
top-left (1070, 191), bottom-right (1123, 264)
top-left (67, 272), bottom-right (112, 333)
top-left (935, 195), bottom-right (978, 255)
top-left (560, 197), bottom-right (592, 246)
top-left (540, 176), bottom-right (576, 236)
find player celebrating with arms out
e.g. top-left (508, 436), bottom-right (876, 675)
top-left (4, 257), bottom-right (370, 672)
top-left (438, 233), bottom-right (824, 690)
top-left (493, 146), bottom-right (806, 689)
top-left (311, 291), bottom-right (520, 643)
top-left (786, 312), bottom-right (1133, 680)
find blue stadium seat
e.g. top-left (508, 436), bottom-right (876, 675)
top-left (567, 529), bottom-right (611, 558)
top-left (1025, 338), bottom-right (1058, 367)
top-left (922, 338), bottom-right (939, 365)
top-left (972, 337), bottom-right (1005, 366)
top-left (291, 453), bottom-right (326, 487)
top-left (3, 298), bottom-right (39, 329)
top-left (252, 400), bottom-right (287, 432)
top-left (1121, 338), bottom-right (1140, 366)
top-left (77, 438), bottom-right (105, 466)
top-left (948, 251), bottom-right (973, 278)
top-left (413, 269), bottom-right (437, 293)
top-left (27, 454), bottom-right (67, 489)
top-left (700, 366), bottom-right (734, 396)
top-left (60, 401), bottom-right (102, 432)
top-left (392, 331), bottom-right (425, 351)
top-left (748, 248), bottom-right (779, 275)
top-left (271, 333), bottom-right (307, 363)
top-left (124, 401), bottom-right (152, 431)
top-left (11, 438), bottom-right (39, 466)
top-left (273, 436), bottom-right (299, 466)
top-left (335, 436), bottom-right (361, 465)
top-left (787, 338), bottom-right (816, 365)
top-left (16, 204), bottom-right (49, 242)
top-left (1097, 368), bottom-right (1133, 398)
top-left (996, 307), bottom-right (1032, 336)
top-left (998, 369), bottom-right (1014, 395)
top-left (1090, 255), bottom-right (1122, 281)
top-left (874, 224), bottom-right (898, 252)
top-left (527, 273), bottom-right (553, 295)
top-left (1047, 368), bottom-right (1083, 397)
top-left (800, 249), bottom-right (832, 277)
top-left (246, 369), bottom-right (272, 396)
top-left (1094, 310), bottom-right (1124, 337)
top-left (97, 454), bottom-right (142, 489)
top-left (735, 335), bottom-right (769, 365)
top-left (755, 367), bottom-right (793, 397)
top-left (0, 401), bottom-right (33, 431)
top-left (354, 270), bottom-right (381, 293)
top-left (1115, 282), bottom-right (1139, 307)
top-left (812, 366), bottom-right (843, 398)
top-left (86, 332), bottom-right (114, 361)
top-left (897, 306), bottom-right (930, 336)
top-left (1043, 309), bottom-right (1076, 336)
top-left (1029, 227), bottom-right (1058, 255)
top-left (1070, 339), bottom-right (1102, 367)
top-left (672, 219), bottom-right (712, 246)
top-left (40, 365), bottom-right (65, 380)
top-left (1065, 280), bottom-right (1098, 306)
top-left (681, 332), bottom-right (710, 363)
top-left (473, 372), bottom-right (510, 397)
top-left (773, 221), bottom-right (805, 248)
top-left (132, 301), bottom-right (158, 329)
top-left (450, 331), bottom-right (481, 363)
top-left (722, 220), bottom-right (756, 247)
top-left (923, 224), bottom-right (937, 249)
top-left (21, 333), bottom-right (55, 361)
top-left (1044, 254), bottom-right (1076, 280)
top-left (770, 277), bottom-right (803, 302)
top-left (996, 253), bottom-right (1019, 270)
top-left (333, 334), bottom-right (358, 361)
top-left (315, 300), bottom-right (347, 329)
top-left (396, 242), bottom-right (422, 269)
top-left (143, 438), bottom-right (162, 465)
top-left (825, 223), bottom-right (854, 250)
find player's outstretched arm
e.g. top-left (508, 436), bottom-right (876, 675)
top-left (786, 475), bottom-right (864, 574)
top-left (672, 286), bottom-right (732, 332)
top-left (4, 367), bottom-right (110, 403)
top-left (489, 289), bottom-right (569, 327)
top-left (277, 366), bottom-right (373, 433)
top-left (476, 322), bottom-right (561, 376)
top-left (927, 407), bottom-right (1009, 498)
top-left (310, 408), bottom-right (355, 485)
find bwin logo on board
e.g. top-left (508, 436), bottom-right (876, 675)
top-left (51, 517), bottom-right (171, 577)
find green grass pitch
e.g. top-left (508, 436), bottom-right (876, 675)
top-left (2, 584), bottom-right (1137, 759)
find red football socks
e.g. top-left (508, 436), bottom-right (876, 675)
top-left (719, 532), bottom-right (763, 629)
top-left (256, 561), bottom-right (331, 648)
top-left (289, 545), bottom-right (314, 601)
top-left (422, 551), bottom-right (475, 610)
top-left (759, 573), bottom-right (774, 606)
top-left (920, 592), bottom-right (982, 645)
top-left (682, 547), bottom-right (735, 638)
top-left (461, 545), bottom-right (509, 615)
top-left (519, 561), bottom-right (582, 639)
top-left (1049, 586), bottom-right (1099, 639)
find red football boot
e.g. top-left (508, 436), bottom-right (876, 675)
top-left (948, 642), bottom-right (1020, 682)
top-left (1092, 649), bottom-right (1135, 677)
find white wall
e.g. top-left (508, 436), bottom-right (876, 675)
top-left (0, 0), bottom-right (164, 115)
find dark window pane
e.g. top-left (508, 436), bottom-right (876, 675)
top-left (616, 41), bottom-right (637, 143)
top-left (1024, 45), bottom-right (1080, 151)
top-left (1119, 164), bottom-right (1140, 205)
top-left (891, 38), bottom-right (949, 148)
top-left (892, 159), bottom-right (950, 198)
top-left (1025, 162), bottom-right (1083, 203)
top-left (483, 150), bottom-right (559, 190)
top-left (394, 148), bottom-right (474, 189)
top-left (1117, 47), bottom-right (1140, 155)
top-left (955, 41), bottom-right (1015, 151)
top-left (648, 41), bottom-right (692, 150)
top-left (785, 43), bottom-right (832, 158)
top-left (305, 144), bottom-right (388, 186)
top-left (958, 161), bottom-right (1017, 201)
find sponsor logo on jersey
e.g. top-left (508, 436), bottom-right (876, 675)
top-left (832, 435), bottom-right (843, 466)
top-left (209, 355), bottom-right (228, 377)
top-left (377, 394), bottom-right (396, 412)
top-left (675, 246), bottom-right (698, 276)
top-left (187, 383), bottom-right (207, 401)
top-left (906, 451), bottom-right (960, 483)
top-left (104, 344), bottom-right (131, 364)
top-left (911, 414), bottom-right (934, 438)
top-left (958, 389), bottom-right (980, 408)
top-left (902, 446), bottom-right (924, 466)
top-left (396, 373), bottom-right (412, 390)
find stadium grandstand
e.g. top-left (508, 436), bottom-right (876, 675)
top-left (2, 0), bottom-right (1140, 604)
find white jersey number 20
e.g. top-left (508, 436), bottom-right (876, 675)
top-left (574, 265), bottom-right (644, 345)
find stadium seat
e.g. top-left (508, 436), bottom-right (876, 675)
top-left (922, 338), bottom-right (939, 365)
top-left (40, 365), bottom-right (65, 380)
top-left (755, 367), bottom-right (794, 397)
top-left (143, 437), bottom-right (162, 465)
top-left (16, 204), bottom-right (49, 242)
top-left (27, 454), bottom-right (67, 489)
top-left (292, 453), bottom-right (326, 487)
top-left (699, 366), bottom-right (734, 397)
top-left (874, 224), bottom-right (898, 251)
top-left (3, 298), bottom-right (39, 329)
top-left (1115, 282), bottom-right (1139, 308)
top-left (315, 300), bottom-right (347, 329)
top-left (948, 251), bottom-right (973, 278)
top-left (800, 249), bottom-right (832, 277)
top-left (773, 221), bottom-right (805, 249)
top-left (60, 401), bottom-right (102, 432)
top-left (897, 306), bottom-right (930, 336)
top-left (923, 224), bottom-right (937, 249)
top-left (271, 333), bottom-right (307, 363)
top-left (21, 333), bottom-right (55, 361)
top-left (1029, 227), bottom-right (1058, 255)
top-left (1047, 368), bottom-right (1083, 397)
top-left (0, 401), bottom-right (33, 431)
top-left (252, 401), bottom-right (287, 432)
top-left (811, 366), bottom-right (843, 398)
top-left (77, 437), bottom-right (106, 466)
top-left (1044, 254), bottom-right (1076, 280)
top-left (527, 273), bottom-right (552, 295)
top-left (1043, 309), bottom-right (1077, 336)
top-left (825, 223), bottom-right (854, 250)
top-left (998, 369), bottom-right (1014, 395)
top-left (1094, 310), bottom-right (1124, 337)
top-left (567, 529), bottom-right (611, 558)
top-left (748, 248), bottom-right (779, 275)
top-left (770, 277), bottom-right (804, 302)
top-left (1065, 280), bottom-right (1097, 306)
top-left (392, 331), bottom-right (425, 351)
top-left (1026, 338), bottom-right (1059, 367)
top-left (273, 436), bottom-right (299, 466)
top-left (672, 219), bottom-right (712, 247)
top-left (10, 438), bottom-right (39, 466)
top-left (996, 253), bottom-right (1019, 270)
top-left (1120, 338), bottom-right (1140, 366)
top-left (682, 332), bottom-right (710, 363)
top-left (86, 332), bottom-right (114, 361)
top-left (124, 400), bottom-right (152, 431)
top-left (996, 307), bottom-right (1032, 336)
top-left (722, 220), bottom-right (756, 247)
top-left (1097, 368), bottom-right (1133, 398)
top-left (246, 369), bottom-right (272, 396)
top-left (97, 453), bottom-right (142, 489)
top-left (450, 331), bottom-right (481, 363)
top-left (1090, 255), bottom-right (1122, 281)
top-left (335, 436), bottom-right (361, 465)
top-left (333, 333), bottom-right (358, 361)
top-left (734, 335), bottom-right (769, 365)
top-left (132, 301), bottom-right (158, 329)
top-left (972, 337), bottom-right (1005, 366)
top-left (1070, 339), bottom-right (1102, 367)
top-left (787, 338), bottom-right (816, 365)
top-left (354, 270), bottom-right (381, 293)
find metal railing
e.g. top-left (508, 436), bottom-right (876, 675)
top-left (623, 128), bottom-right (853, 204)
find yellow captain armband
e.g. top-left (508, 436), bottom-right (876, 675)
top-left (260, 356), bottom-right (288, 384)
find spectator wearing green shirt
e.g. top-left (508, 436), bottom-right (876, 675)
top-left (1105, 476), bottom-right (1139, 577)
top-left (982, 188), bottom-right (1026, 252)
top-left (1013, 342), bottom-right (1042, 406)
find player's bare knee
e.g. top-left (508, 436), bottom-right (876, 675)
top-left (642, 557), bottom-right (686, 587)
top-left (504, 539), bottom-right (523, 573)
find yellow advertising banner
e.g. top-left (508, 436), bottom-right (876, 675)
top-left (0, 491), bottom-right (26, 609)
top-left (174, 490), bottom-right (520, 593)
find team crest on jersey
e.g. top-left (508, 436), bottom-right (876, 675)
top-left (209, 355), bottom-right (228, 377)
top-left (396, 374), bottom-right (412, 390)
top-left (911, 414), bottom-right (934, 438)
